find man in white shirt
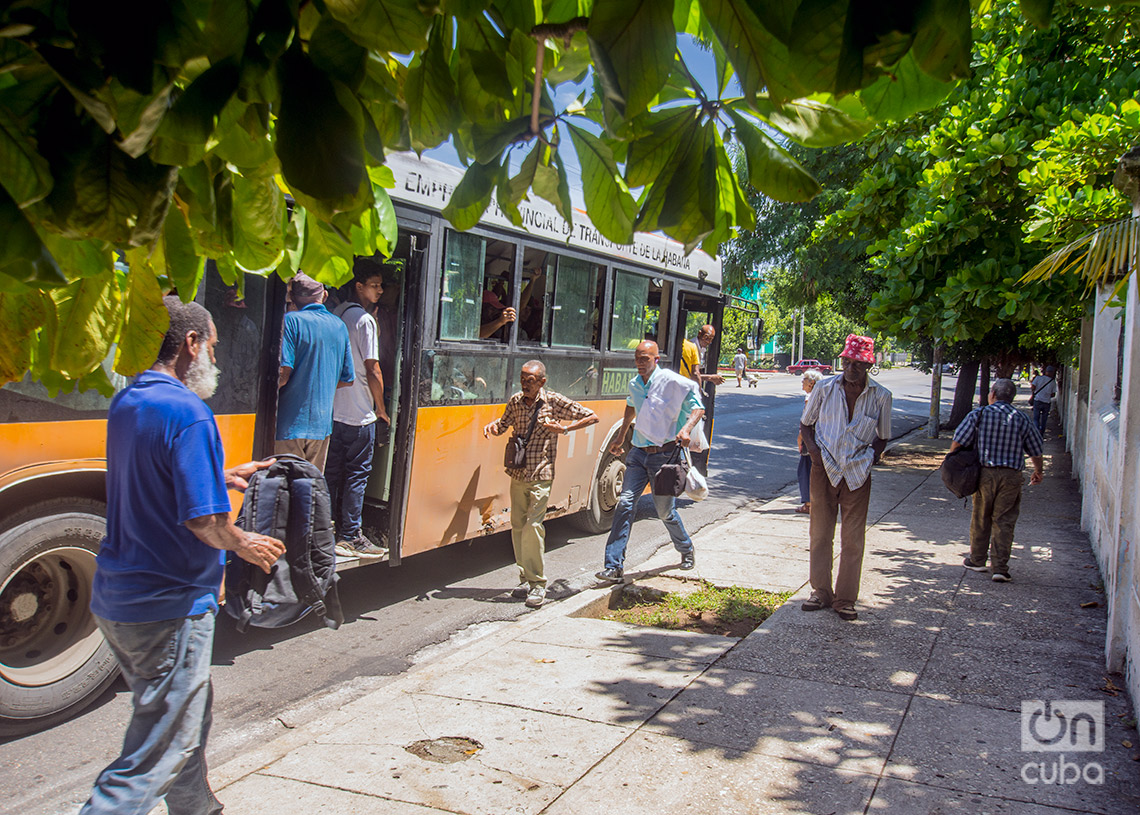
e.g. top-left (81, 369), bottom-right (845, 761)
top-left (327, 261), bottom-right (391, 559)
top-left (799, 334), bottom-right (892, 621)
top-left (1030, 365), bottom-right (1058, 437)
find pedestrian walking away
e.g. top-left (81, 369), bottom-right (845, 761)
top-left (1030, 364), bottom-right (1058, 438)
top-left (597, 341), bottom-right (705, 583)
top-left (80, 296), bottom-right (285, 815)
top-left (733, 347), bottom-right (747, 387)
top-left (796, 369), bottom-right (825, 514)
top-left (953, 378), bottom-right (1045, 582)
top-left (327, 260), bottom-right (392, 560)
top-left (485, 361), bottom-right (598, 608)
top-left (799, 334), bottom-right (892, 621)
top-left (276, 272), bottom-right (355, 471)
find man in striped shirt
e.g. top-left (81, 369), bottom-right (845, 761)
top-left (950, 378), bottom-right (1044, 582)
top-left (799, 335), bottom-right (892, 621)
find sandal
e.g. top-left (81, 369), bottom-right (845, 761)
top-left (795, 503), bottom-right (810, 514)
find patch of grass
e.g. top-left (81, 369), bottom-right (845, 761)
top-left (604, 582), bottom-right (792, 637)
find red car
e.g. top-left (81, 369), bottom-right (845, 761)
top-left (787, 359), bottom-right (833, 375)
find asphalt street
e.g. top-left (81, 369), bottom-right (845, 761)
top-left (1, 368), bottom-right (951, 815)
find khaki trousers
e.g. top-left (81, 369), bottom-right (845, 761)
top-left (969, 467), bottom-right (1023, 574)
top-left (510, 478), bottom-right (552, 587)
top-left (274, 437), bottom-right (331, 472)
top-left (808, 464), bottom-right (872, 608)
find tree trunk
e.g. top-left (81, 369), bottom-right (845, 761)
top-left (928, 344), bottom-right (943, 438)
top-left (978, 361), bottom-right (990, 408)
top-left (947, 360), bottom-right (981, 429)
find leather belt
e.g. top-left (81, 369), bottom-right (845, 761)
top-left (638, 441), bottom-right (677, 455)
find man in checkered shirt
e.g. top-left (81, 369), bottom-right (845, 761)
top-left (484, 360), bottom-right (598, 608)
top-left (950, 378), bottom-right (1045, 582)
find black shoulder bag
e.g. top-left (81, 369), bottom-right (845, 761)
top-left (505, 400), bottom-right (543, 469)
top-left (653, 445), bottom-right (690, 497)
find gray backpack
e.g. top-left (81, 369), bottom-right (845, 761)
top-left (225, 455), bottom-right (344, 632)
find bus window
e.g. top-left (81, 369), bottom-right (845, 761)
top-left (419, 350), bottom-right (509, 404)
top-left (520, 250), bottom-right (603, 349)
top-left (518, 356), bottom-right (599, 401)
top-left (439, 231), bottom-right (515, 342)
top-left (609, 270), bottom-right (670, 353)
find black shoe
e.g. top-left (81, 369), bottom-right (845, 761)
top-left (595, 568), bottom-right (624, 583)
top-left (991, 572), bottom-right (1011, 583)
top-left (510, 582), bottom-right (529, 599)
top-left (680, 552), bottom-right (695, 570)
top-left (962, 558), bottom-right (988, 572)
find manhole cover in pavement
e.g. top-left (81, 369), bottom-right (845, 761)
top-left (405, 736), bottom-right (484, 764)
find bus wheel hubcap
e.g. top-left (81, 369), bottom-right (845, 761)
top-left (597, 458), bottom-right (625, 514)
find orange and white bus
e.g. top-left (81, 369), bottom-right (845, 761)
top-left (0, 153), bottom-right (725, 735)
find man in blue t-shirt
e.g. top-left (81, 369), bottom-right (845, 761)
top-left (81, 296), bottom-right (284, 815)
top-left (276, 272), bottom-right (354, 471)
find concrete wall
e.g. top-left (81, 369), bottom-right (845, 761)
top-left (1061, 281), bottom-right (1139, 716)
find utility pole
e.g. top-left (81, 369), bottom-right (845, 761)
top-left (799, 311), bottom-right (805, 362)
top-left (929, 344), bottom-right (942, 438)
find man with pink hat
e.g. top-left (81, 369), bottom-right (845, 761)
top-left (799, 334), bottom-right (892, 620)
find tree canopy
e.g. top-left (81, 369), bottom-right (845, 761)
top-left (0, 0), bottom-right (989, 389)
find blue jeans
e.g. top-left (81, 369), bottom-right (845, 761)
top-left (81, 612), bottom-right (221, 815)
top-left (603, 446), bottom-right (694, 571)
top-left (325, 421), bottom-right (376, 540)
top-left (1032, 400), bottom-right (1050, 436)
top-left (798, 453), bottom-right (812, 504)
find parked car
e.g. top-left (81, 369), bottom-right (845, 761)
top-left (787, 359), bottom-right (833, 375)
top-left (940, 362), bottom-right (957, 375)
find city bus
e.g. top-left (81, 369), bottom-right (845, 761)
top-left (0, 152), bottom-right (725, 735)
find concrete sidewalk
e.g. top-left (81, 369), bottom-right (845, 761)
top-left (208, 435), bottom-right (1140, 815)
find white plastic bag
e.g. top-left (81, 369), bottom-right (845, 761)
top-left (688, 418), bottom-right (709, 453)
top-left (683, 450), bottom-right (708, 501)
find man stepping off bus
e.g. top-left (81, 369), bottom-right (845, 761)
top-left (596, 341), bottom-right (704, 583)
top-left (484, 361), bottom-right (598, 608)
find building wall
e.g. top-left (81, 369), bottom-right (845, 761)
top-left (1061, 281), bottom-right (1139, 718)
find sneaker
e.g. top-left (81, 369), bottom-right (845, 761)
top-left (991, 572), bottom-right (1011, 583)
top-left (334, 540), bottom-right (358, 558)
top-left (525, 585), bottom-right (546, 608)
top-left (834, 606), bottom-right (858, 621)
top-left (962, 558), bottom-right (988, 572)
top-left (680, 552), bottom-right (695, 570)
top-left (349, 536), bottom-right (387, 559)
top-left (595, 567), bottom-right (624, 583)
top-left (510, 582), bottom-right (529, 599)
top-left (801, 591), bottom-right (830, 612)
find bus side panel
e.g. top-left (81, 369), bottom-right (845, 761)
top-left (401, 400), bottom-right (626, 557)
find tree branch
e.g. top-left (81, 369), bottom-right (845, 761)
top-left (531, 17), bottom-right (589, 46)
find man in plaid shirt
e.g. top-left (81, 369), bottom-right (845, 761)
top-left (484, 360), bottom-right (598, 608)
top-left (950, 378), bottom-right (1045, 582)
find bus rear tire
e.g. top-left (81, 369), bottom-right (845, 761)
top-left (575, 450), bottom-right (625, 535)
top-left (0, 499), bottom-right (119, 738)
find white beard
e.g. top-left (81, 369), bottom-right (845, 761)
top-left (185, 351), bottom-right (219, 400)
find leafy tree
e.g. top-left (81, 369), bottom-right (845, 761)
top-left (0, 0), bottom-right (985, 388)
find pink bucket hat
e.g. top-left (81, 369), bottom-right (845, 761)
top-left (840, 334), bottom-right (875, 364)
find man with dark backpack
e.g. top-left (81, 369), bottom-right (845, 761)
top-left (951, 379), bottom-right (1045, 582)
top-left (1030, 365), bottom-right (1058, 437)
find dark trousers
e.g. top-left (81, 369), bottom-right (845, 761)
top-left (797, 454), bottom-right (812, 504)
top-left (1032, 400), bottom-right (1050, 436)
top-left (325, 421), bottom-right (376, 540)
top-left (808, 464), bottom-right (872, 607)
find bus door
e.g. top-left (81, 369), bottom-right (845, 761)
top-left (673, 291), bottom-right (723, 474)
top-left (366, 224), bottom-right (429, 566)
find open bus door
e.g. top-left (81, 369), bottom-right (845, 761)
top-left (673, 291), bottom-right (723, 476)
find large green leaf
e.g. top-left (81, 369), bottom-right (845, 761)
top-left (626, 106), bottom-right (700, 188)
top-left (328, 0), bottom-right (433, 53)
top-left (160, 59), bottom-right (241, 146)
top-left (231, 173), bottom-right (285, 273)
top-left (786, 0), bottom-right (861, 95)
top-left (405, 22), bottom-right (457, 151)
top-left (457, 13), bottom-right (513, 100)
top-left (115, 251), bottom-right (168, 375)
top-left (0, 186), bottom-right (67, 286)
top-left (1019, 0), bottom-right (1055, 29)
top-left (911, 0), bottom-right (972, 83)
top-left (162, 206), bottom-right (206, 297)
top-left (700, 0), bottom-right (802, 104)
top-left (636, 121), bottom-right (709, 235)
top-left (0, 289), bottom-right (51, 386)
top-left (310, 17), bottom-right (369, 90)
top-left (858, 51), bottom-right (953, 122)
top-left (587, 0), bottom-right (676, 118)
top-left (48, 275), bottom-right (123, 378)
top-left (749, 96), bottom-right (872, 148)
top-left (728, 109), bottom-right (821, 202)
top-left (568, 124), bottom-right (636, 245)
top-left (41, 233), bottom-right (114, 280)
top-left (532, 142), bottom-right (574, 224)
top-left (441, 158), bottom-right (499, 231)
top-left (300, 215), bottom-right (355, 286)
top-left (0, 103), bottom-right (52, 207)
top-left (275, 48), bottom-right (366, 199)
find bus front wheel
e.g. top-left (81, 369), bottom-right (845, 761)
top-left (576, 450), bottom-right (626, 535)
top-left (0, 499), bottom-right (119, 737)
